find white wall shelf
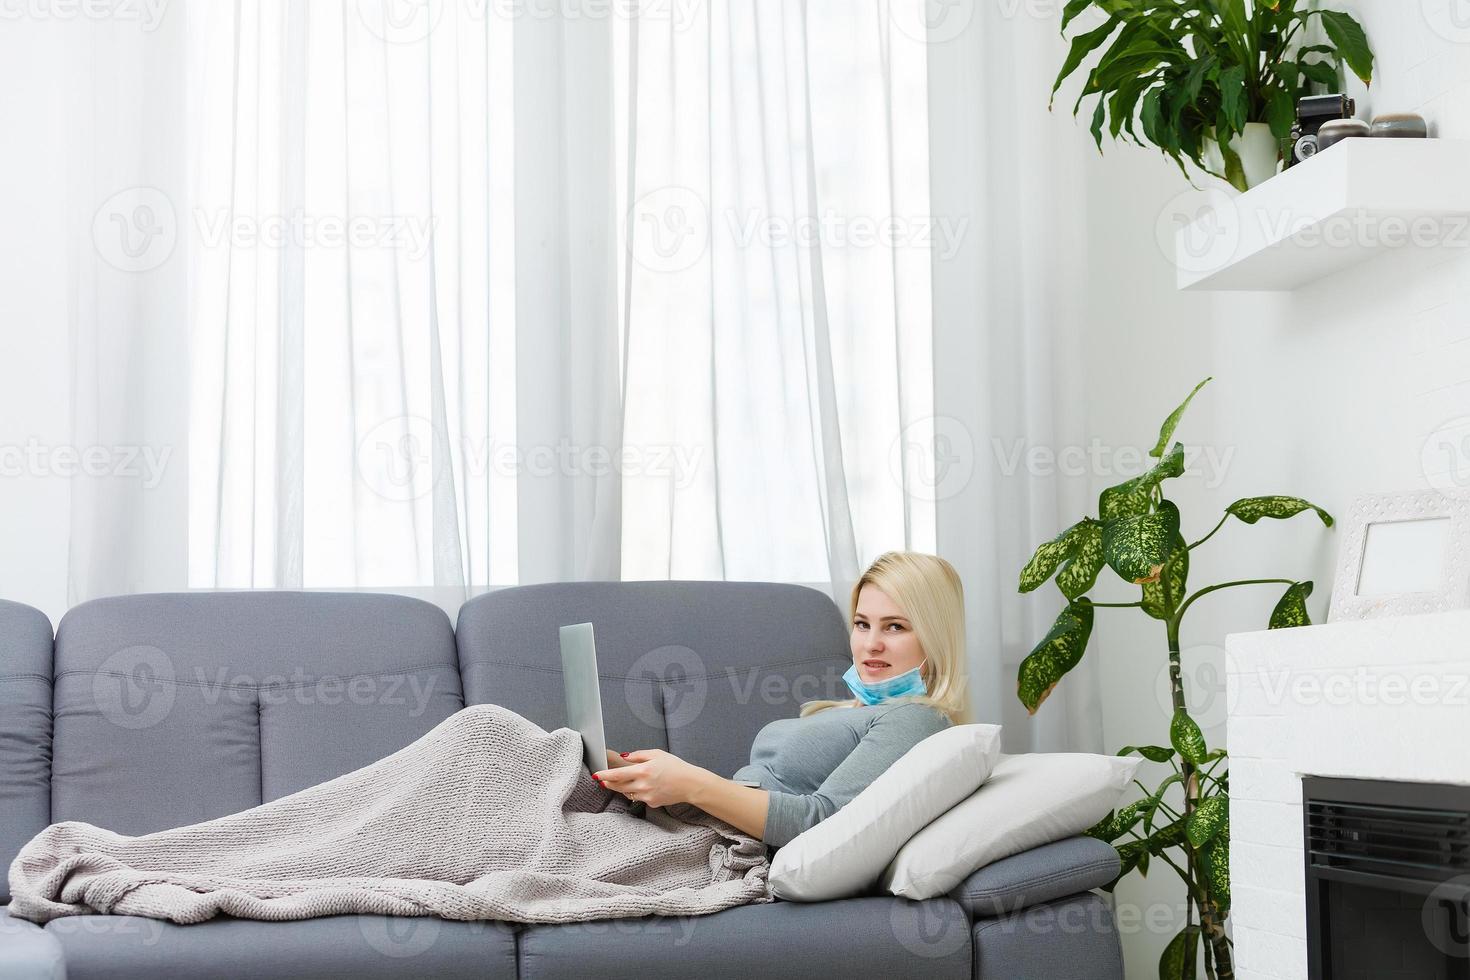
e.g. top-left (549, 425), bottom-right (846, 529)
top-left (1175, 138), bottom-right (1470, 291)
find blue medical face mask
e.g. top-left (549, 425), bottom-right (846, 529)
top-left (843, 659), bottom-right (928, 705)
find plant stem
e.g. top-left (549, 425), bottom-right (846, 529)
top-left (1087, 600), bottom-right (1145, 609)
top-left (1175, 578), bottom-right (1295, 623)
top-left (1188, 514), bottom-right (1229, 550)
top-left (1167, 612), bottom-right (1235, 979)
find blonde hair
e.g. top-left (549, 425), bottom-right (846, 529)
top-left (801, 551), bottom-right (970, 724)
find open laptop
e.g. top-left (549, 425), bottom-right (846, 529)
top-left (558, 623), bottom-right (608, 774)
top-left (558, 622), bottom-right (762, 788)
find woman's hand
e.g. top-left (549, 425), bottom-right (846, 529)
top-left (592, 749), bottom-right (711, 809)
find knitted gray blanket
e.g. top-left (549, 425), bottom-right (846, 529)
top-left (9, 704), bottom-right (772, 925)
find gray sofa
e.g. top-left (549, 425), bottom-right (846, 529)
top-left (0, 584), bottom-right (1125, 980)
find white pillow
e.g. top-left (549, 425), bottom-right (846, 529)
top-left (880, 752), bottom-right (1141, 899)
top-left (768, 723), bottom-right (1003, 902)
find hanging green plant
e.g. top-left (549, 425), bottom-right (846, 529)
top-left (1051, 0), bottom-right (1374, 191)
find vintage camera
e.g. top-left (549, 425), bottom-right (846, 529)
top-left (1286, 94), bottom-right (1357, 167)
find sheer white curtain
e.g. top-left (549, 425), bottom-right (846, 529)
top-left (615, 1), bottom-right (936, 585)
top-left (187, 1), bottom-right (526, 591)
top-left (183, 0), bottom-right (936, 598)
top-left (928, 4), bottom-right (1104, 752)
top-left (55, 0), bottom-right (1104, 742)
top-left (63, 9), bottom-right (190, 606)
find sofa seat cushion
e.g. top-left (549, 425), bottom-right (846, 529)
top-left (43, 913), bottom-right (517, 980)
top-left (972, 892), bottom-right (1125, 980)
top-left (1, 905), bottom-right (66, 980)
top-left (948, 836), bottom-right (1120, 919)
top-left (517, 896), bottom-right (972, 980)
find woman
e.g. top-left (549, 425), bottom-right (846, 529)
top-left (593, 550), bottom-right (968, 846)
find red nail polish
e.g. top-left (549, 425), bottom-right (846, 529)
top-left (620, 752), bottom-right (629, 758)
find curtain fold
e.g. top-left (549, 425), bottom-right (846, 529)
top-left (617, 0), bottom-right (935, 593)
top-left (928, 2), bottom-right (1103, 752)
top-left (64, 7), bottom-right (190, 606)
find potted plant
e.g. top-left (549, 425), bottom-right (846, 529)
top-left (1051, 0), bottom-right (1374, 191)
top-left (1015, 378), bottom-right (1334, 980)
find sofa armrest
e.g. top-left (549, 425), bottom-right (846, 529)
top-left (947, 836), bottom-right (1119, 919)
top-left (1, 906), bottom-right (67, 980)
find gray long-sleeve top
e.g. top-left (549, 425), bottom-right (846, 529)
top-left (730, 700), bottom-right (951, 847)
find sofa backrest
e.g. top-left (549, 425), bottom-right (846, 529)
top-left (50, 592), bottom-right (464, 835)
top-left (0, 599), bottom-right (54, 903)
top-left (455, 582), bottom-right (851, 778)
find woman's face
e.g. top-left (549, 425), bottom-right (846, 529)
top-left (850, 584), bottom-right (925, 683)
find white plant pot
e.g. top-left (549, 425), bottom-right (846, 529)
top-left (1203, 122), bottom-right (1281, 190)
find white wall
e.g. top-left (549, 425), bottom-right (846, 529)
top-left (1079, 2), bottom-right (1470, 973)
top-left (0, 19), bottom-right (71, 626)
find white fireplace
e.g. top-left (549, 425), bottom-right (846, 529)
top-left (1225, 610), bottom-right (1470, 979)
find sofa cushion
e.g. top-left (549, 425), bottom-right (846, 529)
top-left (1, 905), bottom-right (66, 980)
top-left (44, 913), bottom-right (516, 980)
top-left (0, 599), bottom-right (53, 904)
top-left (972, 892), bottom-right (1125, 980)
top-left (517, 896), bottom-right (971, 980)
top-left (456, 582), bottom-right (851, 778)
top-left (882, 752), bottom-right (1141, 898)
top-left (51, 592), bottom-right (464, 835)
top-left (947, 836), bottom-right (1120, 919)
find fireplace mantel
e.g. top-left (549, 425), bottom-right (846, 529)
top-left (1225, 610), bottom-right (1470, 979)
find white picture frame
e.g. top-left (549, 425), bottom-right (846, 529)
top-left (1328, 490), bottom-right (1470, 621)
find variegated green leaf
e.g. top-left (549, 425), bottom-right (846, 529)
top-left (1146, 774), bottom-right (1184, 831)
top-left (1158, 924), bottom-right (1200, 980)
top-left (1150, 378), bottom-right (1211, 459)
top-left (1187, 794), bottom-right (1229, 848)
top-left (1142, 502), bottom-right (1188, 618)
top-left (1269, 581), bottom-right (1314, 629)
top-left (1099, 443), bottom-right (1186, 521)
top-left (1085, 809), bottom-right (1117, 841)
top-left (1225, 496), bottom-right (1334, 527)
top-left (1092, 796), bottom-right (1162, 843)
top-left (1148, 816), bottom-right (1187, 855)
top-left (1170, 708), bottom-right (1208, 766)
top-left (1103, 504), bottom-right (1180, 584)
top-left (1141, 537), bottom-right (1188, 617)
top-left (1200, 828), bottom-right (1231, 912)
top-left (1019, 520), bottom-right (1091, 593)
top-left (1018, 602), bottom-right (1095, 714)
top-left (1057, 520), bottom-right (1106, 599)
top-left (1106, 839), bottom-right (1147, 890)
top-left (1120, 744), bottom-right (1175, 764)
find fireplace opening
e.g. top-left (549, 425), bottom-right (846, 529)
top-left (1304, 776), bottom-right (1470, 979)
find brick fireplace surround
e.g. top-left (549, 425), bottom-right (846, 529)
top-left (1225, 610), bottom-right (1470, 979)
